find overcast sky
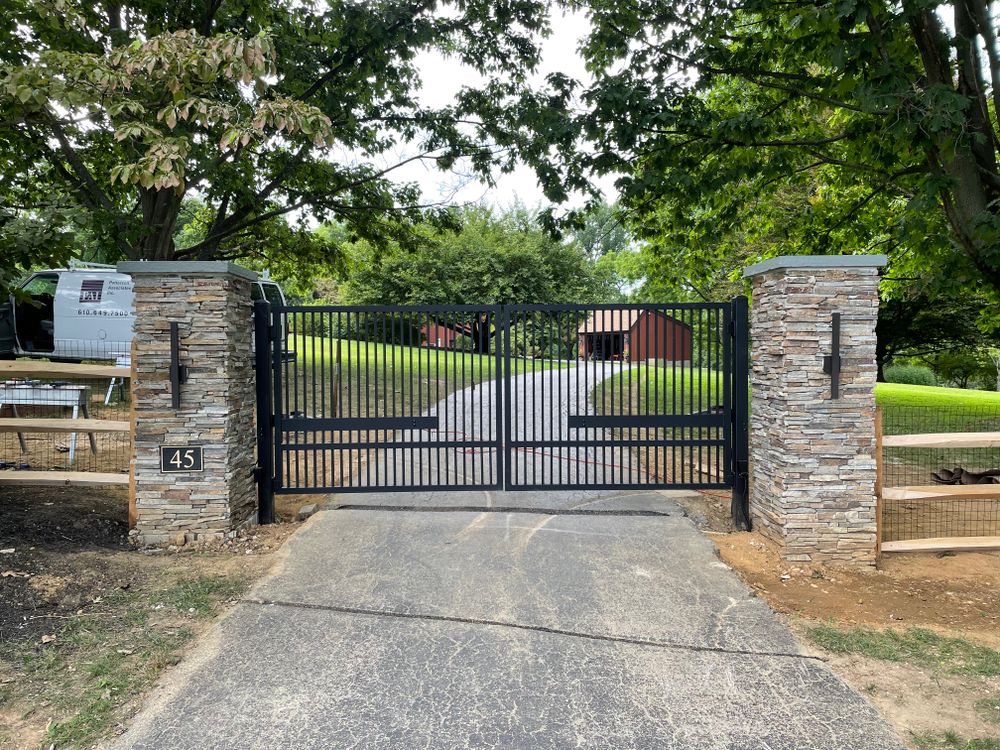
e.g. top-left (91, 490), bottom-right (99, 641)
top-left (387, 7), bottom-right (617, 211)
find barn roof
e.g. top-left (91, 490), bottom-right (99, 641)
top-left (580, 309), bottom-right (672, 334)
top-left (578, 309), bottom-right (693, 334)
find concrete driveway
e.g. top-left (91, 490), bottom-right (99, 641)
top-left (110, 491), bottom-right (904, 750)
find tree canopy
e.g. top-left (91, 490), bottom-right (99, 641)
top-left (0, 0), bottom-right (576, 271)
top-left (572, 0), bottom-right (1000, 311)
top-left (342, 205), bottom-right (621, 307)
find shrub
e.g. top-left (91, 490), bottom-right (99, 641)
top-left (452, 333), bottom-right (476, 352)
top-left (884, 364), bottom-right (937, 387)
top-left (926, 351), bottom-right (997, 390)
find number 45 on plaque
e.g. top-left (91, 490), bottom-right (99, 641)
top-left (160, 445), bottom-right (204, 473)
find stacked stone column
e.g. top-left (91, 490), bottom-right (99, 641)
top-left (120, 261), bottom-right (258, 545)
top-left (743, 255), bottom-right (886, 566)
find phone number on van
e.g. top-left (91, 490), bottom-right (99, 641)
top-left (76, 309), bottom-right (133, 317)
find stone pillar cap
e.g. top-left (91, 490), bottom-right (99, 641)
top-left (117, 260), bottom-right (258, 281)
top-left (742, 254), bottom-right (888, 278)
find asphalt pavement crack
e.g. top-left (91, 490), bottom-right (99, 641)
top-left (240, 597), bottom-right (825, 662)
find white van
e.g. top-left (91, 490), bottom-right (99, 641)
top-left (0, 262), bottom-right (287, 362)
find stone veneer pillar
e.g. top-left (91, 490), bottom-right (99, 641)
top-left (119, 261), bottom-right (258, 546)
top-left (743, 255), bottom-right (886, 566)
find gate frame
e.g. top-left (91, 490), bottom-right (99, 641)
top-left (254, 298), bottom-right (751, 529)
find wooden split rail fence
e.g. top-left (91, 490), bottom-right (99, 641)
top-left (876, 407), bottom-right (1000, 555)
top-left (0, 360), bottom-right (131, 488)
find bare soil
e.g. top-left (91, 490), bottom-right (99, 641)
top-left (714, 531), bottom-right (1000, 645)
top-left (0, 485), bottom-right (311, 749)
top-left (826, 655), bottom-right (1000, 743)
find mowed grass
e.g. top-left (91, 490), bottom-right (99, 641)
top-left (289, 334), bottom-right (563, 379)
top-left (593, 365), bottom-right (726, 416)
top-left (806, 625), bottom-right (1000, 678)
top-left (876, 383), bottom-right (1000, 409)
top-left (592, 369), bottom-right (1000, 423)
top-left (875, 383), bottom-right (1000, 436)
top-left (283, 334), bottom-right (565, 416)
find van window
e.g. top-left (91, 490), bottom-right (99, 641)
top-left (261, 283), bottom-right (283, 308)
top-left (251, 283), bottom-right (265, 302)
top-left (22, 273), bottom-right (58, 297)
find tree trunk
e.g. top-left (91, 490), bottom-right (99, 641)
top-left (466, 314), bottom-right (494, 355)
top-left (875, 338), bottom-right (889, 382)
top-left (906, 2), bottom-right (1000, 290)
top-left (134, 187), bottom-right (184, 260)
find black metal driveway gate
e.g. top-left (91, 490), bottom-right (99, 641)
top-left (254, 299), bottom-right (750, 527)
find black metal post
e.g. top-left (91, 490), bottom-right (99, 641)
top-left (253, 300), bottom-right (275, 524)
top-left (169, 321), bottom-right (184, 409)
top-left (830, 312), bottom-right (841, 399)
top-left (731, 295), bottom-right (751, 530)
top-left (502, 305), bottom-right (512, 491)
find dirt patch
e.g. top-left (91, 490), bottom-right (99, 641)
top-left (0, 484), bottom-right (308, 749)
top-left (825, 655), bottom-right (1000, 744)
top-left (667, 487), bottom-right (735, 534)
top-left (712, 530), bottom-right (1000, 645)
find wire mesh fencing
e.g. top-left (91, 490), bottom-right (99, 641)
top-left (0, 373), bottom-right (131, 476)
top-left (880, 404), bottom-right (1000, 543)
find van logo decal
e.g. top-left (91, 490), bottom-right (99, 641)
top-left (79, 279), bottom-right (104, 303)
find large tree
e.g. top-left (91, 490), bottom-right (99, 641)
top-left (573, 0), bottom-right (1000, 307)
top-left (343, 205), bottom-right (620, 353)
top-left (343, 204), bottom-right (617, 307)
top-left (0, 0), bottom-right (574, 265)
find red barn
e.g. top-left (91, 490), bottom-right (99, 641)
top-left (577, 310), bottom-right (692, 362)
top-left (420, 322), bottom-right (471, 349)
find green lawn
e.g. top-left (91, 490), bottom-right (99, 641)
top-left (876, 383), bottom-right (1000, 410)
top-left (875, 384), bottom-right (1000, 498)
top-left (283, 335), bottom-right (563, 416)
top-left (289, 334), bottom-right (562, 378)
top-left (593, 365), bottom-right (724, 416)
top-left (876, 383), bottom-right (1000, 436)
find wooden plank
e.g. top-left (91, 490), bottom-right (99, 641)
top-left (0, 360), bottom-right (130, 380)
top-left (128, 461), bottom-right (136, 530)
top-left (882, 484), bottom-right (1000, 501)
top-left (881, 536), bottom-right (1000, 553)
top-left (129, 336), bottom-right (137, 530)
top-left (0, 418), bottom-right (130, 433)
top-left (882, 432), bottom-right (1000, 448)
top-left (0, 471), bottom-right (129, 487)
top-left (875, 406), bottom-right (883, 557)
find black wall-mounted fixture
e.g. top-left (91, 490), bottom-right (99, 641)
top-left (821, 312), bottom-right (841, 399)
top-left (169, 321), bottom-right (189, 409)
